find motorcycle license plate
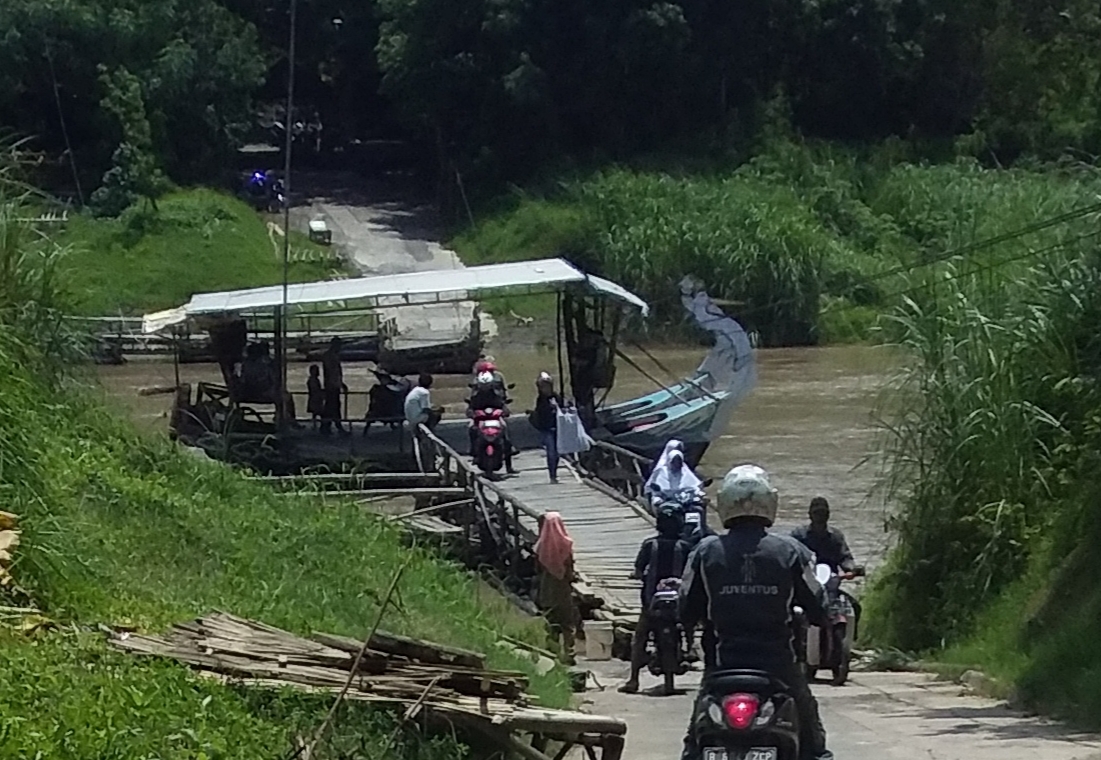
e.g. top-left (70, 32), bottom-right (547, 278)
top-left (703, 748), bottom-right (778, 760)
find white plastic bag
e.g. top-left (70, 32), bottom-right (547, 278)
top-left (556, 406), bottom-right (593, 456)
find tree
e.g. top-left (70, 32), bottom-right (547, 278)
top-left (90, 67), bottom-right (169, 217)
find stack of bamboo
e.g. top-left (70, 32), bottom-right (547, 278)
top-left (111, 612), bottom-right (531, 716)
top-left (0, 511), bottom-right (19, 589)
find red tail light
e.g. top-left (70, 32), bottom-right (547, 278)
top-left (722, 694), bottom-right (759, 730)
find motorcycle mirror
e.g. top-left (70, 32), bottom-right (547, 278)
top-left (700, 477), bottom-right (714, 487)
top-left (506, 383), bottom-right (516, 390)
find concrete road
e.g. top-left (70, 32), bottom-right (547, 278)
top-left (581, 658), bottom-right (1101, 760)
top-left (289, 170), bottom-right (496, 345)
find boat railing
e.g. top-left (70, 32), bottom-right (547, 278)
top-left (581, 441), bottom-right (653, 503)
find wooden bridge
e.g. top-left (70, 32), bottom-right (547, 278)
top-left (412, 428), bottom-right (660, 646)
top-left (250, 431), bottom-right (667, 759)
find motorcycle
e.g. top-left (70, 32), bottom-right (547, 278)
top-left (472, 407), bottom-right (508, 477)
top-left (651, 479), bottom-right (714, 546)
top-left (647, 577), bottom-right (690, 695)
top-left (363, 369), bottom-right (411, 435)
top-left (688, 669), bottom-right (801, 760)
top-left (794, 563), bottom-right (865, 686)
top-left (467, 378), bottom-right (515, 478)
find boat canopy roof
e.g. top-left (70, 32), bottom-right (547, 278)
top-left (142, 258), bottom-right (649, 334)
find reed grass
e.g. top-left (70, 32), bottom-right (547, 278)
top-left (453, 142), bottom-right (1101, 346)
top-left (862, 221), bottom-right (1101, 725)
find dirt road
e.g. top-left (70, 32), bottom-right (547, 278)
top-left (289, 170), bottom-right (496, 345)
top-left (582, 659), bottom-right (1101, 760)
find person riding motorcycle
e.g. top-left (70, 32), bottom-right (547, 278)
top-left (791, 495), bottom-right (862, 643)
top-left (678, 464), bottom-right (835, 760)
top-left (646, 441), bottom-right (709, 538)
top-left (468, 369), bottom-right (517, 475)
top-left (619, 505), bottom-right (693, 695)
top-left (790, 496), bottom-right (856, 575)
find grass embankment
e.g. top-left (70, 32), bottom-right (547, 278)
top-left (453, 142), bottom-right (1101, 345)
top-left (860, 215), bottom-right (1101, 726)
top-left (57, 188), bottom-right (345, 316)
top-left (1, 200), bottom-right (569, 757)
top-left (1, 355), bottom-right (570, 756)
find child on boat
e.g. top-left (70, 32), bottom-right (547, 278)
top-left (306, 364), bottom-right (324, 428)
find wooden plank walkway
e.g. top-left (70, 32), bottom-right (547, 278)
top-left (496, 451), bottom-right (654, 619)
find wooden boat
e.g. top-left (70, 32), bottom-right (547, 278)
top-left (144, 261), bottom-right (756, 474)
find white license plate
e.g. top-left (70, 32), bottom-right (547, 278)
top-left (703, 748), bottom-right (778, 760)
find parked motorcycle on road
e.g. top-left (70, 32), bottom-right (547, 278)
top-left (646, 577), bottom-right (690, 695)
top-left (687, 669), bottom-right (801, 760)
top-left (794, 563), bottom-right (865, 686)
top-left (363, 369), bottom-right (411, 435)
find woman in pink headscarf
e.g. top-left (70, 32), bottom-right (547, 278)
top-left (534, 512), bottom-right (580, 663)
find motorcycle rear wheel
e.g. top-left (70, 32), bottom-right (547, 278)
top-left (659, 629), bottom-right (678, 695)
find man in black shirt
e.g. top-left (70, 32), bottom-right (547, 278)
top-left (790, 496), bottom-right (856, 574)
top-left (619, 506), bottom-right (692, 695)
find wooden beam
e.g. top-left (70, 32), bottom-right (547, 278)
top-left (251, 472), bottom-right (443, 484)
top-left (278, 487), bottom-right (469, 498)
top-left (388, 499), bottom-right (474, 522)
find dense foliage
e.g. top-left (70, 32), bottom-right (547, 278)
top-left (0, 0), bottom-right (266, 192)
top-left (454, 143), bottom-right (1101, 344)
top-left (862, 208), bottom-right (1101, 722)
top-left (3, 0), bottom-right (1100, 199)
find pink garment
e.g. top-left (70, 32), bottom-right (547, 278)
top-left (534, 511), bottom-right (574, 580)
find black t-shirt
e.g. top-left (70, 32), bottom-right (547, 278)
top-left (789, 524), bottom-right (855, 573)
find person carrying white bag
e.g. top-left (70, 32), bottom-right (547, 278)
top-left (555, 398), bottom-right (593, 459)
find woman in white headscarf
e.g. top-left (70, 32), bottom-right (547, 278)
top-left (644, 440), bottom-right (703, 506)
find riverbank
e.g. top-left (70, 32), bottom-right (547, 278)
top-left (0, 355), bottom-right (571, 756)
top-left (0, 213), bottom-right (571, 760)
top-left (451, 142), bottom-right (1101, 346)
top-left (859, 217), bottom-right (1101, 729)
top-left (56, 188), bottom-right (346, 316)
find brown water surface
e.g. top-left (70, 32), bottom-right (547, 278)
top-left (97, 344), bottom-right (895, 566)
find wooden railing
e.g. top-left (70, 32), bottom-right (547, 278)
top-left (415, 425), bottom-right (542, 592)
top-left (580, 440), bottom-right (653, 504)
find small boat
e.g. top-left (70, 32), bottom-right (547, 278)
top-left (142, 261), bottom-right (755, 474)
top-left (595, 276), bottom-right (756, 466)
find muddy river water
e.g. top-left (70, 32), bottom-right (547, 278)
top-left (97, 344), bottom-right (896, 567)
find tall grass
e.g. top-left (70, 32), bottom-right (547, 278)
top-left (0, 188), bottom-right (569, 757)
top-left (863, 218), bottom-right (1101, 723)
top-left (453, 142), bottom-right (1101, 345)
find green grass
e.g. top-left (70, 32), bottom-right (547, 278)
top-left (0, 191), bottom-right (569, 757)
top-left (452, 142), bottom-right (1101, 346)
top-left (56, 188), bottom-right (346, 316)
top-left (0, 631), bottom-right (467, 759)
top-left (0, 354), bottom-right (570, 756)
top-left (860, 193), bottom-right (1101, 726)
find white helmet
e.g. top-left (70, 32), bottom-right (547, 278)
top-left (716, 464), bottom-right (779, 527)
top-left (476, 371), bottom-right (495, 386)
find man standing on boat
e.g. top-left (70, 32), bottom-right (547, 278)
top-left (321, 337), bottom-right (349, 436)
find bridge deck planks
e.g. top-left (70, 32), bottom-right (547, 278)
top-left (496, 452), bottom-right (653, 617)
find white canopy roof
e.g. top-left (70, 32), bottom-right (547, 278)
top-left (143, 258), bottom-right (649, 333)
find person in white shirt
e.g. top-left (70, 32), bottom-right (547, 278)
top-left (404, 372), bottom-right (441, 432)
